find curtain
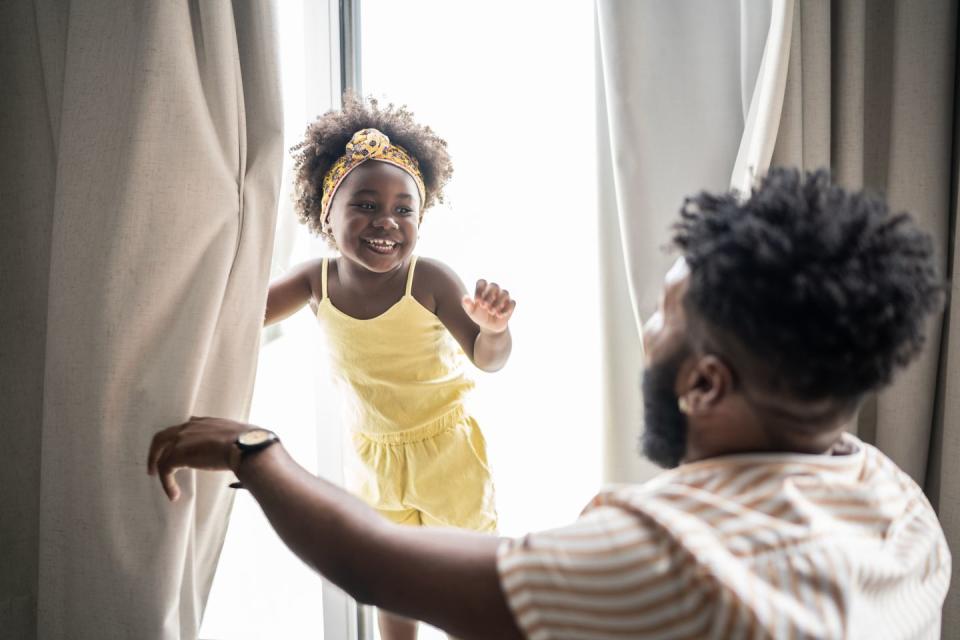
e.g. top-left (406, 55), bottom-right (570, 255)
top-left (598, 0), bottom-right (960, 631)
top-left (0, 1), bottom-right (283, 638)
top-left (596, 0), bottom-right (793, 483)
top-left (770, 0), bottom-right (960, 629)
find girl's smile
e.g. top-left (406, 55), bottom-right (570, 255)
top-left (361, 237), bottom-right (400, 254)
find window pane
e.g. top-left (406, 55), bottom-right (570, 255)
top-left (361, 0), bottom-right (602, 539)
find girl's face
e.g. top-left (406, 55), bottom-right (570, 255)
top-left (327, 161), bottom-right (421, 273)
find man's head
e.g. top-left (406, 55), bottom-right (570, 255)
top-left (641, 168), bottom-right (945, 468)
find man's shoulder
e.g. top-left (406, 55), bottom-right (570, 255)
top-left (584, 437), bottom-right (878, 519)
top-left (586, 434), bottom-right (940, 544)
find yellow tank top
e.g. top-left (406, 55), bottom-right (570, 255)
top-left (315, 256), bottom-right (475, 436)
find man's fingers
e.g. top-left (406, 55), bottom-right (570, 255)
top-left (147, 425), bottom-right (182, 474)
top-left (156, 447), bottom-right (181, 501)
top-left (160, 466), bottom-right (181, 502)
top-left (157, 432), bottom-right (197, 502)
top-left (153, 424), bottom-right (194, 500)
top-left (147, 441), bottom-right (171, 476)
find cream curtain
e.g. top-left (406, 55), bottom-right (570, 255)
top-left (0, 1), bottom-right (283, 638)
top-left (598, 0), bottom-right (960, 632)
top-left (596, 0), bottom-right (794, 483)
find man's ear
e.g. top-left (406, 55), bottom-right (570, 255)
top-left (678, 355), bottom-right (733, 414)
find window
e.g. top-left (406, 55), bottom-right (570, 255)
top-left (203, 2), bottom-right (600, 637)
top-left (360, 0), bottom-right (602, 540)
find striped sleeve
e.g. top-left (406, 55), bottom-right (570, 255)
top-left (496, 505), bottom-right (710, 640)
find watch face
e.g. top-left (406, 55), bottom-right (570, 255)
top-left (239, 429), bottom-right (273, 447)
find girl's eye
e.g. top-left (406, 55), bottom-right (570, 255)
top-left (352, 202), bottom-right (376, 211)
top-left (397, 207), bottom-right (415, 216)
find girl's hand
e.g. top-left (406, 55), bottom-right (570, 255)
top-left (461, 280), bottom-right (516, 334)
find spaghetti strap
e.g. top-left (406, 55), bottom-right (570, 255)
top-left (321, 258), bottom-right (329, 300)
top-left (405, 256), bottom-right (419, 296)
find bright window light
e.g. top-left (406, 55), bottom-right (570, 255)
top-left (203, 2), bottom-right (599, 638)
top-left (360, 0), bottom-right (602, 540)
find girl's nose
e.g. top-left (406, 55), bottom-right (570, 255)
top-left (373, 214), bottom-right (399, 230)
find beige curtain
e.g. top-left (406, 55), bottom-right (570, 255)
top-left (771, 0), bottom-right (960, 629)
top-left (0, 1), bottom-right (283, 638)
top-left (599, 0), bottom-right (960, 632)
top-left (596, 0), bottom-right (794, 483)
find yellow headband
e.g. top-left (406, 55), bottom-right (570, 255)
top-left (320, 128), bottom-right (427, 231)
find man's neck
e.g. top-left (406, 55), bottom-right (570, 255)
top-left (684, 402), bottom-right (852, 463)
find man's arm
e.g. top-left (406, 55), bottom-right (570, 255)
top-left (147, 418), bottom-right (524, 639)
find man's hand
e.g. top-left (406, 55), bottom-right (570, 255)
top-left (146, 416), bottom-right (523, 639)
top-left (461, 279), bottom-right (516, 334)
top-left (147, 416), bottom-right (251, 501)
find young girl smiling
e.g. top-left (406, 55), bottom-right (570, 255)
top-left (264, 96), bottom-right (515, 639)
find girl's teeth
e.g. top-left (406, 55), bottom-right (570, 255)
top-left (364, 239), bottom-right (397, 253)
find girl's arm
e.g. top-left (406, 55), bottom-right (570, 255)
top-left (264, 260), bottom-right (321, 326)
top-left (418, 259), bottom-right (516, 372)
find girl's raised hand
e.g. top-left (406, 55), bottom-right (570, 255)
top-left (461, 279), bottom-right (516, 334)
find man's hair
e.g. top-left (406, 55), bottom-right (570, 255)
top-left (672, 167), bottom-right (945, 400)
top-left (291, 93), bottom-right (453, 240)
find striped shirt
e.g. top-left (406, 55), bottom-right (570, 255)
top-left (497, 434), bottom-right (950, 639)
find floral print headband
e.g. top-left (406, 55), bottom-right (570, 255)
top-left (320, 128), bottom-right (427, 232)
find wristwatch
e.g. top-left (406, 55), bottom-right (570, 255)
top-left (236, 428), bottom-right (280, 456)
top-left (229, 429), bottom-right (280, 488)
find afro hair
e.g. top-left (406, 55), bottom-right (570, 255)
top-left (672, 167), bottom-right (945, 400)
top-left (290, 94), bottom-right (453, 242)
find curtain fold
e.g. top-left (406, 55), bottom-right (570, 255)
top-left (596, 0), bottom-right (793, 483)
top-left (1, 1), bottom-right (283, 638)
top-left (731, 0), bottom-right (795, 192)
top-left (0, 2), bottom-right (56, 636)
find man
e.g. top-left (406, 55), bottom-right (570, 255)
top-left (149, 168), bottom-right (950, 639)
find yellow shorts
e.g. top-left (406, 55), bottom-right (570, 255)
top-left (347, 409), bottom-right (498, 532)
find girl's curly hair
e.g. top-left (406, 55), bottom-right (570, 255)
top-left (291, 93), bottom-right (453, 241)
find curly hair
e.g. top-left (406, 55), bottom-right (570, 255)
top-left (291, 93), bottom-right (454, 240)
top-left (672, 167), bottom-right (945, 400)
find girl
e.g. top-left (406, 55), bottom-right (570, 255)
top-left (264, 96), bottom-right (515, 640)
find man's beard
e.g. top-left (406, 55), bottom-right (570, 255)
top-left (640, 350), bottom-right (689, 468)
